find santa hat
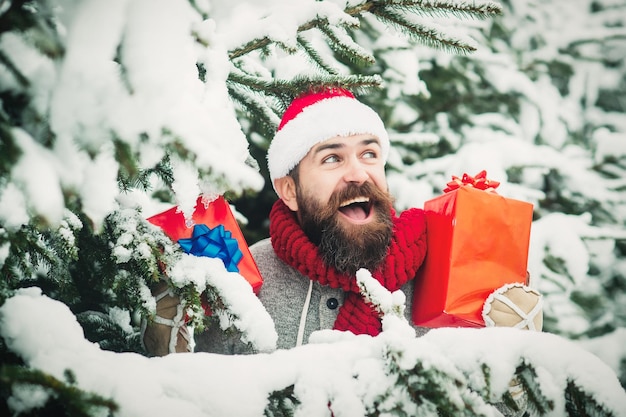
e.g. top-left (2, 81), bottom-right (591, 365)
top-left (267, 88), bottom-right (389, 185)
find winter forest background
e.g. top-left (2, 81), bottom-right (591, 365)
top-left (1, 0), bottom-right (626, 416)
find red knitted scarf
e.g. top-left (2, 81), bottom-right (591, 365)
top-left (269, 199), bottom-right (427, 336)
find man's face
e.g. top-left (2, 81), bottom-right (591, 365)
top-left (290, 134), bottom-right (394, 274)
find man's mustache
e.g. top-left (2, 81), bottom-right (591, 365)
top-left (327, 182), bottom-right (391, 211)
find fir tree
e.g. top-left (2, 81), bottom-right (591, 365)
top-left (1, 0), bottom-right (625, 415)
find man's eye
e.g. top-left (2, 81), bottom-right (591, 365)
top-left (363, 151), bottom-right (377, 159)
top-left (322, 155), bottom-right (340, 164)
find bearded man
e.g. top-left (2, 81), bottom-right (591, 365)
top-left (192, 87), bottom-right (429, 353)
top-left (143, 87), bottom-right (537, 415)
top-left (145, 87), bottom-right (540, 358)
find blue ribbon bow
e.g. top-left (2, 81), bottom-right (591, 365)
top-left (178, 224), bottom-right (243, 272)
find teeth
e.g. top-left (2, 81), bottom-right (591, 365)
top-left (340, 197), bottom-right (370, 207)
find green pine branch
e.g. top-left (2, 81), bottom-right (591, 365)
top-left (227, 83), bottom-right (282, 138)
top-left (372, 7), bottom-right (477, 54)
top-left (226, 68), bottom-right (383, 135)
top-left (228, 14), bottom-right (352, 60)
top-left (76, 311), bottom-right (142, 353)
top-left (296, 35), bottom-right (340, 75)
top-left (228, 0), bottom-right (502, 60)
top-left (515, 363), bottom-right (554, 415)
top-left (565, 380), bottom-right (620, 417)
top-left (117, 142), bottom-right (174, 194)
top-left (0, 223), bottom-right (74, 292)
top-left (317, 24), bottom-right (377, 66)
top-left (0, 50), bottom-right (29, 88)
top-left (224, 0), bottom-right (501, 133)
top-left (0, 0), bottom-right (65, 59)
top-left (0, 365), bottom-right (118, 417)
top-left (227, 69), bottom-right (383, 107)
top-left (0, 115), bottom-right (21, 181)
top-left (363, 0), bottom-right (503, 20)
top-left (264, 384), bottom-right (299, 417)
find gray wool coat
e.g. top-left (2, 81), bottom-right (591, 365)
top-left (194, 238), bottom-right (429, 354)
top-left (193, 238), bottom-right (526, 417)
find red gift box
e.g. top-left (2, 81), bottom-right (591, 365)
top-left (411, 171), bottom-right (533, 328)
top-left (147, 196), bottom-right (262, 294)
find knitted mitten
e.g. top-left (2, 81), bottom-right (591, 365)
top-left (482, 283), bottom-right (543, 331)
top-left (141, 281), bottom-right (192, 356)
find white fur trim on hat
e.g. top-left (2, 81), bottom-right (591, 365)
top-left (267, 96), bottom-right (389, 183)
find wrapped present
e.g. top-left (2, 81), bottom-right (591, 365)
top-left (411, 171), bottom-right (533, 328)
top-left (147, 196), bottom-right (262, 294)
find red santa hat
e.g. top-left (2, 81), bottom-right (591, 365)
top-left (267, 87), bottom-right (390, 185)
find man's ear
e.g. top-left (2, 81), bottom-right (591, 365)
top-left (274, 176), bottom-right (298, 211)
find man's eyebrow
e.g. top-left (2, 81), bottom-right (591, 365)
top-left (313, 142), bottom-right (343, 154)
top-left (360, 138), bottom-right (381, 147)
top-left (313, 137), bottom-right (381, 155)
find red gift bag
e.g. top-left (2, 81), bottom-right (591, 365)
top-left (147, 196), bottom-right (262, 294)
top-left (411, 171), bottom-right (533, 328)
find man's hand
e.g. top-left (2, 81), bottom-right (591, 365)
top-left (141, 281), bottom-right (191, 356)
top-left (482, 283), bottom-right (543, 331)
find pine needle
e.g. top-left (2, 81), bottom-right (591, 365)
top-left (373, 7), bottom-right (478, 54)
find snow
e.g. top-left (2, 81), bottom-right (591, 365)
top-left (2, 287), bottom-right (625, 416)
top-left (166, 254), bottom-right (278, 352)
top-left (2, 0), bottom-right (626, 415)
top-left (0, 183), bottom-right (29, 230)
top-left (9, 128), bottom-right (65, 227)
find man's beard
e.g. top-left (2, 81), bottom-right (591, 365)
top-left (296, 182), bottom-right (394, 275)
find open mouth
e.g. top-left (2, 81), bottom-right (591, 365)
top-left (338, 197), bottom-right (373, 223)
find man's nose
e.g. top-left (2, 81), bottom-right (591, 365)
top-left (342, 157), bottom-right (369, 184)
